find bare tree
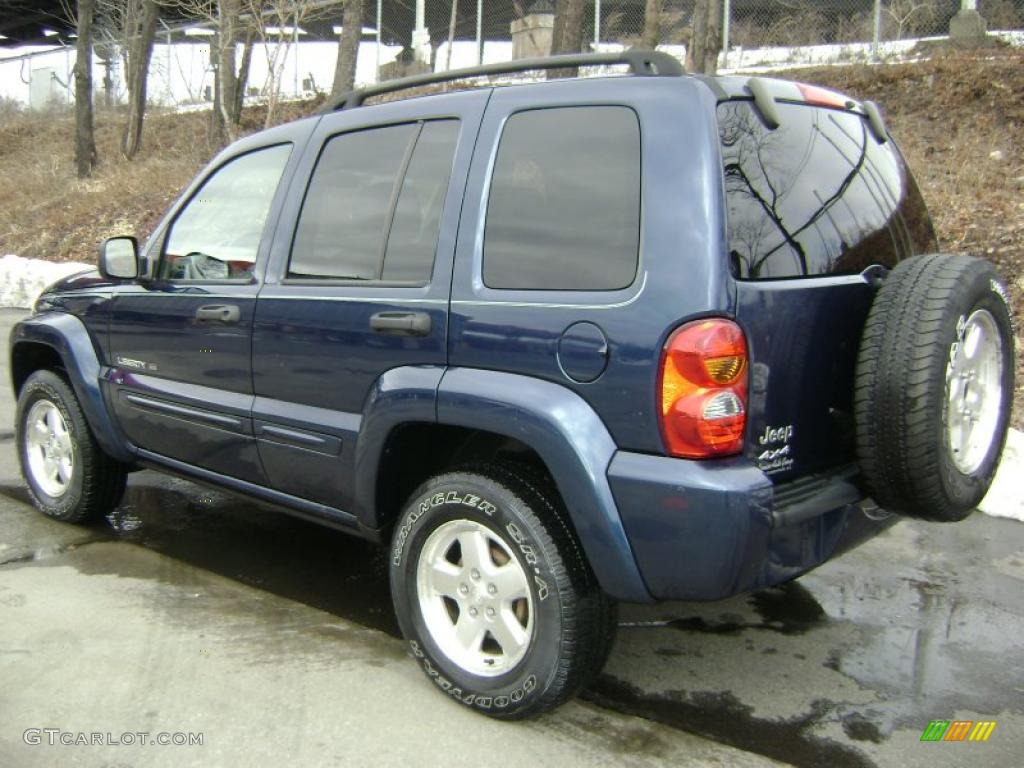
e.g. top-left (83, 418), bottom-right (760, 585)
top-left (549, 0), bottom-right (587, 77)
top-left (75, 0), bottom-right (98, 178)
top-left (445, 0), bottom-right (458, 70)
top-left (249, 0), bottom-right (337, 128)
top-left (235, 27), bottom-right (255, 118)
top-left (686, 0), bottom-right (721, 74)
top-left (215, 0), bottom-right (243, 142)
top-left (120, 0), bottom-right (160, 158)
top-left (330, 0), bottom-right (362, 96)
top-left (166, 0), bottom-right (249, 145)
top-left (642, 0), bottom-right (662, 48)
top-left (883, 0), bottom-right (939, 39)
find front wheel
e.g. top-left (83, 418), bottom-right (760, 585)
top-left (390, 466), bottom-right (614, 718)
top-left (16, 370), bottom-right (127, 523)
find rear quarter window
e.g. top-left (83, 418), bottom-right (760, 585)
top-left (483, 106), bottom-right (641, 291)
top-left (718, 100), bottom-right (935, 280)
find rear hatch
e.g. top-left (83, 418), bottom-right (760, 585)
top-left (715, 79), bottom-right (937, 481)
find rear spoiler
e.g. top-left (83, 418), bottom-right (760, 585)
top-left (745, 76), bottom-right (889, 143)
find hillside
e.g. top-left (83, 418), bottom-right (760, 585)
top-left (1, 51), bottom-right (1021, 423)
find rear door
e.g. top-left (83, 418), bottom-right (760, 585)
top-left (718, 97), bottom-right (937, 479)
top-left (106, 136), bottom-right (300, 484)
top-left (250, 90), bottom-right (489, 511)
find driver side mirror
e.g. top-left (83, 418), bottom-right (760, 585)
top-left (99, 236), bottom-right (139, 280)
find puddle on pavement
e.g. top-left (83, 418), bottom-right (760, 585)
top-left (582, 517), bottom-right (1024, 767)
top-left (3, 477), bottom-right (1021, 767)
top-left (0, 476), bottom-right (398, 636)
top-left (583, 679), bottom-right (877, 768)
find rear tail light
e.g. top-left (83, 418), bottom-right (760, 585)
top-left (658, 319), bottom-right (749, 458)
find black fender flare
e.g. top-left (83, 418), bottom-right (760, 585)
top-left (355, 366), bottom-right (653, 603)
top-left (10, 313), bottom-right (134, 463)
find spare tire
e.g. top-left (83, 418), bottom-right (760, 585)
top-left (854, 254), bottom-right (1015, 521)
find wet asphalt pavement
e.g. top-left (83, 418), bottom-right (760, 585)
top-left (1, 307), bottom-right (1022, 767)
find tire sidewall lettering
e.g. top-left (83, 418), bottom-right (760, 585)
top-left (414, 647), bottom-right (537, 710)
top-left (392, 490), bottom-right (497, 567)
top-left (392, 477), bottom-right (561, 715)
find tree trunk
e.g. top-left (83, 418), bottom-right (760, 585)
top-left (445, 0), bottom-right (458, 70)
top-left (686, 0), bottom-right (722, 74)
top-left (642, 0), bottom-right (662, 48)
top-left (121, 0), bottom-right (159, 160)
top-left (549, 0), bottom-right (586, 78)
top-left (212, 0), bottom-right (241, 146)
top-left (75, 0), bottom-right (97, 179)
top-left (234, 30), bottom-right (254, 121)
top-left (263, 32), bottom-right (289, 130)
top-left (331, 0), bottom-right (363, 97)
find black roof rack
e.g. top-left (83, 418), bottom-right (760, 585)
top-left (320, 50), bottom-right (686, 113)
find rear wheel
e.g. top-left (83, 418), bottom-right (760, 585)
top-left (854, 254), bottom-right (1014, 521)
top-left (390, 466), bottom-right (614, 718)
top-left (16, 370), bottom-right (127, 523)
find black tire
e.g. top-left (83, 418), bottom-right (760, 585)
top-left (389, 465), bottom-right (615, 718)
top-left (854, 254), bottom-right (1014, 521)
top-left (16, 370), bottom-right (127, 523)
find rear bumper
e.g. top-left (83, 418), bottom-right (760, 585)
top-left (607, 451), bottom-right (897, 601)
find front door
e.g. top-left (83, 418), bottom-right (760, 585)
top-left (106, 141), bottom-right (296, 484)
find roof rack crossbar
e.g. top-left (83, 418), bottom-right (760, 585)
top-left (320, 50), bottom-right (686, 113)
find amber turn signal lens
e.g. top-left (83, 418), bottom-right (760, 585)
top-left (704, 355), bottom-right (744, 384)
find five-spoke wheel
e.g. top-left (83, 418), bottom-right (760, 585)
top-left (416, 519), bottom-right (534, 676)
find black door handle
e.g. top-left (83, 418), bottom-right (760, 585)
top-left (369, 311), bottom-right (431, 336)
top-left (195, 304), bottom-right (240, 324)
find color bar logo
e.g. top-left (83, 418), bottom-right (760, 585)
top-left (920, 720), bottom-right (996, 742)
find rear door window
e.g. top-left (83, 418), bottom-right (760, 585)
top-left (718, 100), bottom-right (932, 280)
top-left (289, 119), bottom-right (460, 283)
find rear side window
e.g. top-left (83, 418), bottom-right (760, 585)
top-left (483, 106), bottom-right (641, 291)
top-left (289, 120), bottom-right (459, 282)
top-left (718, 100), bottom-right (933, 280)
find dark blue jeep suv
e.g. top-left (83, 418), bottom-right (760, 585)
top-left (10, 52), bottom-right (1016, 717)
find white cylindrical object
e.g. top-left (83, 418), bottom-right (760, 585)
top-left (376, 0), bottom-right (383, 82)
top-left (477, 0), bottom-right (483, 64)
top-left (722, 0), bottom-right (731, 67)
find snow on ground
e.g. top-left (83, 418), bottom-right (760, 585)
top-left (0, 253), bottom-right (1020, 522)
top-left (979, 428), bottom-right (1024, 523)
top-left (0, 255), bottom-right (92, 309)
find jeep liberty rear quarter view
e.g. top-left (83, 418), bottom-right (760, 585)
top-left (11, 51), bottom-right (1016, 718)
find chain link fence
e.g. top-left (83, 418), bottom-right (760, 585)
top-left (725, 0), bottom-right (1023, 48)
top-left (370, 0), bottom-right (1024, 82)
top-left (2, 0), bottom-right (1022, 109)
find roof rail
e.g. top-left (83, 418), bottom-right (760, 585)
top-left (319, 50), bottom-right (686, 113)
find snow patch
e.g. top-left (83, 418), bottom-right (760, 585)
top-left (979, 428), bottom-right (1024, 523)
top-left (0, 255), bottom-right (93, 309)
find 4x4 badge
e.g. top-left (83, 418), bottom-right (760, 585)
top-left (757, 424), bottom-right (794, 473)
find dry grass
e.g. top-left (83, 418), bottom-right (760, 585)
top-left (0, 99), bottom-right (320, 264)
